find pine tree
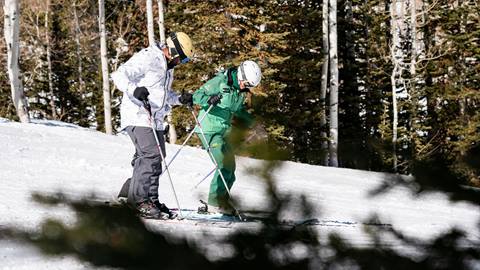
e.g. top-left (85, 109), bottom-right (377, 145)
top-left (420, 0), bottom-right (480, 185)
top-left (337, 0), bottom-right (393, 171)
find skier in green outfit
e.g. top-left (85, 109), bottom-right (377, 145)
top-left (181, 60), bottom-right (262, 215)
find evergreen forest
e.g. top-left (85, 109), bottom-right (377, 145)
top-left (1, 0), bottom-right (479, 186)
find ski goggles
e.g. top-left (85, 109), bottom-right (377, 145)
top-left (181, 57), bottom-right (190, 64)
top-left (243, 81), bottom-right (254, 88)
top-left (169, 47), bottom-right (190, 63)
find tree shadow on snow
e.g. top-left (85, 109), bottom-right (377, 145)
top-left (0, 136), bottom-right (479, 269)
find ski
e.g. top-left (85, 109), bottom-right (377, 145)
top-left (152, 208), bottom-right (319, 227)
top-left (101, 199), bottom-right (392, 228)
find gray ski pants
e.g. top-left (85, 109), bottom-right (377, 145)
top-left (125, 126), bottom-right (166, 205)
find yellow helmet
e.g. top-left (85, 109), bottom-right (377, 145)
top-left (166, 32), bottom-right (194, 63)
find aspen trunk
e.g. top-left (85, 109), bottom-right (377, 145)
top-left (146, 0), bottom-right (155, 46)
top-left (157, 0), bottom-right (166, 43)
top-left (320, 0), bottom-right (329, 166)
top-left (156, 0), bottom-right (177, 143)
top-left (390, 0), bottom-right (406, 172)
top-left (98, 0), bottom-right (112, 134)
top-left (45, 0), bottom-right (57, 119)
top-left (73, 0), bottom-right (85, 95)
top-left (409, 0), bottom-right (418, 157)
top-left (391, 0), bottom-right (399, 172)
top-left (328, 0), bottom-right (339, 167)
top-left (4, 0), bottom-right (30, 123)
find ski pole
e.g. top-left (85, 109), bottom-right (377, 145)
top-left (190, 110), bottom-right (244, 220)
top-left (143, 100), bottom-right (184, 218)
top-left (157, 104), bottom-right (215, 181)
top-left (192, 167), bottom-right (216, 189)
top-left (191, 110), bottom-right (233, 198)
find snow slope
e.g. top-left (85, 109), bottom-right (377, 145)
top-left (0, 119), bottom-right (479, 269)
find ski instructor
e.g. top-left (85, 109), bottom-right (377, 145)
top-left (110, 32), bottom-right (194, 219)
top-left (188, 60), bottom-right (262, 215)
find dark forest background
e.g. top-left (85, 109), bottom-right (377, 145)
top-left (1, 0), bottom-right (478, 186)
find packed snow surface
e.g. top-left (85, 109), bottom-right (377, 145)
top-left (0, 119), bottom-right (478, 269)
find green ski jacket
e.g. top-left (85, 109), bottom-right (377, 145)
top-left (193, 69), bottom-right (254, 134)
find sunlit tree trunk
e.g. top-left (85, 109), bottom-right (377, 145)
top-left (146, 0), bottom-right (155, 46)
top-left (4, 0), bottom-right (30, 123)
top-left (73, 0), bottom-right (85, 95)
top-left (320, 0), bottom-right (329, 166)
top-left (98, 0), bottom-right (112, 134)
top-left (409, 0), bottom-right (420, 159)
top-left (45, 0), bottom-right (56, 119)
top-left (156, 0), bottom-right (177, 143)
top-left (328, 0), bottom-right (339, 167)
top-left (390, 0), bottom-right (406, 172)
top-left (157, 0), bottom-right (166, 43)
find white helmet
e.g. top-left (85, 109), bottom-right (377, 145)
top-left (238, 60), bottom-right (262, 88)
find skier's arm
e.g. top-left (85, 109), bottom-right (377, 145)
top-left (162, 69), bottom-right (182, 106)
top-left (111, 51), bottom-right (150, 96)
top-left (166, 90), bottom-right (181, 106)
top-left (192, 76), bottom-right (222, 108)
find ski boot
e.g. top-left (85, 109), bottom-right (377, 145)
top-left (154, 201), bottom-right (178, 219)
top-left (137, 201), bottom-right (169, 219)
top-left (198, 200), bottom-right (235, 216)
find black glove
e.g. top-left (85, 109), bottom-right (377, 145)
top-left (133, 86), bottom-right (149, 101)
top-left (207, 94), bottom-right (222, 106)
top-left (179, 92), bottom-right (193, 107)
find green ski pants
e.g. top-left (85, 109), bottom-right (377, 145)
top-left (197, 132), bottom-right (236, 207)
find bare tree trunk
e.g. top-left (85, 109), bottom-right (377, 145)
top-left (409, 0), bottom-right (418, 158)
top-left (146, 0), bottom-right (155, 46)
top-left (45, 0), bottom-right (57, 119)
top-left (98, 0), bottom-right (112, 134)
top-left (157, 0), bottom-right (166, 43)
top-left (328, 0), bottom-right (339, 167)
top-left (391, 0), bottom-right (399, 172)
top-left (391, 62), bottom-right (399, 171)
top-left (390, 0), bottom-right (406, 172)
top-left (73, 0), bottom-right (85, 95)
top-left (410, 0), bottom-right (417, 91)
top-left (320, 0), bottom-right (329, 166)
top-left (156, 0), bottom-right (177, 143)
top-left (4, 0), bottom-right (30, 123)
top-left (166, 114), bottom-right (177, 144)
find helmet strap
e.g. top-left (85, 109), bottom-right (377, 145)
top-left (239, 87), bottom-right (250, 93)
top-left (169, 32), bottom-right (188, 63)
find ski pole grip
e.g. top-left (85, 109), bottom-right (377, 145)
top-left (143, 99), bottom-right (152, 116)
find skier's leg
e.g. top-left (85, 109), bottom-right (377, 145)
top-left (218, 138), bottom-right (236, 208)
top-left (131, 151), bottom-right (138, 167)
top-left (117, 150), bottom-right (138, 198)
top-left (198, 133), bottom-right (220, 206)
top-left (198, 133), bottom-right (235, 207)
top-left (126, 127), bottom-right (137, 205)
top-left (126, 126), bottom-right (163, 205)
top-left (224, 140), bottom-right (236, 190)
top-left (118, 178), bottom-right (131, 198)
top-left (148, 129), bottom-right (166, 203)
